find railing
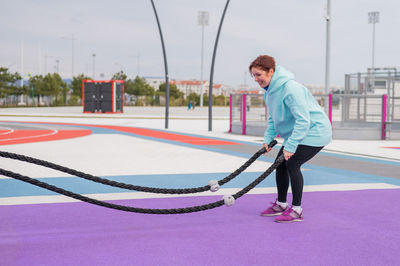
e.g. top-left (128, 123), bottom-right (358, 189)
top-left (230, 93), bottom-right (399, 140)
top-left (230, 94), bottom-right (267, 136)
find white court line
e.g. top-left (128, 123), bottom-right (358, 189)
top-left (0, 128), bottom-right (58, 142)
top-left (0, 127), bottom-right (14, 135)
top-left (1, 183), bottom-right (399, 206)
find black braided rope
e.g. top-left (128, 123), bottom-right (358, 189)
top-left (0, 155), bottom-right (284, 214)
top-left (0, 140), bottom-right (277, 194)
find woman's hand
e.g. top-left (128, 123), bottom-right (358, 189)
top-left (262, 143), bottom-right (272, 153)
top-left (283, 150), bottom-right (294, 160)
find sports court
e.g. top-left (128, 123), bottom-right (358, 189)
top-left (1, 107), bottom-right (400, 265)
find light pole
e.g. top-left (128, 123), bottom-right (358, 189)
top-left (136, 54), bottom-right (140, 76)
top-left (368, 11), bottom-right (379, 71)
top-left (209, 0), bottom-right (230, 131)
top-left (150, 0), bottom-right (169, 129)
top-left (61, 34), bottom-right (77, 78)
top-left (55, 59), bottom-right (60, 74)
top-left (43, 52), bottom-right (53, 75)
top-left (368, 11), bottom-right (379, 91)
top-left (20, 40), bottom-right (23, 88)
top-left (92, 53), bottom-right (96, 79)
top-left (198, 11), bottom-right (209, 107)
top-left (324, 0), bottom-right (331, 114)
top-left (130, 54), bottom-right (140, 77)
top-left (19, 40), bottom-right (25, 105)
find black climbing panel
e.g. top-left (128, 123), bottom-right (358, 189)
top-left (83, 80), bottom-right (124, 113)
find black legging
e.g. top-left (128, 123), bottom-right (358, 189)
top-left (275, 145), bottom-right (323, 206)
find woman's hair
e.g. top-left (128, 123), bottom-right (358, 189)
top-left (249, 55), bottom-right (276, 73)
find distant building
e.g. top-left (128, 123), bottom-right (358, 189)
top-left (305, 84), bottom-right (344, 95)
top-left (235, 89), bottom-right (263, 95)
top-left (143, 76), bottom-right (165, 91)
top-left (170, 80), bottom-right (234, 97)
top-left (144, 77), bottom-right (234, 98)
top-left (170, 80), bottom-right (205, 96)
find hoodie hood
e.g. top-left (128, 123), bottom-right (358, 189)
top-left (267, 65), bottom-right (294, 94)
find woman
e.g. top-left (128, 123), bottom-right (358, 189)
top-left (249, 55), bottom-right (332, 223)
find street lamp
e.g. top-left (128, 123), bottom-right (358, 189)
top-left (368, 11), bottom-right (379, 71)
top-left (19, 40), bottom-right (24, 105)
top-left (324, 0), bottom-right (331, 114)
top-left (368, 11), bottom-right (379, 91)
top-left (61, 34), bottom-right (77, 78)
top-left (55, 59), bottom-right (60, 74)
top-left (130, 54), bottom-right (141, 77)
top-left (92, 53), bottom-right (96, 79)
top-left (43, 52), bottom-right (53, 74)
top-left (198, 11), bottom-right (209, 107)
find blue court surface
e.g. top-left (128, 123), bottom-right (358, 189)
top-left (0, 111), bottom-right (399, 266)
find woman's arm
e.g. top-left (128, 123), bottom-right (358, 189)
top-left (264, 114), bottom-right (277, 145)
top-left (283, 87), bottom-right (311, 153)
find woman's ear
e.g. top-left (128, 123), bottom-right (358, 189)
top-left (268, 68), bottom-right (274, 77)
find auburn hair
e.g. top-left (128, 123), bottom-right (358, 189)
top-left (249, 55), bottom-right (276, 73)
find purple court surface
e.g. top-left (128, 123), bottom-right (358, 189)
top-left (2, 190), bottom-right (400, 266)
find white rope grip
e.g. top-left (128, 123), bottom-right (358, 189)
top-left (208, 179), bottom-right (220, 192)
top-left (223, 195), bottom-right (235, 206)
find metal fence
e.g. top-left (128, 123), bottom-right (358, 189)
top-left (344, 70), bottom-right (400, 139)
top-left (230, 93), bottom-right (400, 140)
top-left (229, 94), bottom-right (267, 136)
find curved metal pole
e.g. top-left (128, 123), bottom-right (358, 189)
top-left (208, 0), bottom-right (230, 131)
top-left (150, 0), bottom-right (169, 129)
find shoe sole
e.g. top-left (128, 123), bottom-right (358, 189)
top-left (261, 212), bottom-right (283, 217)
top-left (274, 219), bottom-right (304, 223)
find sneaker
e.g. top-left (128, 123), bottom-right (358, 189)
top-left (260, 199), bottom-right (288, 216)
top-left (274, 207), bottom-right (304, 223)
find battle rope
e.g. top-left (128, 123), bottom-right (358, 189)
top-left (0, 140), bottom-right (277, 194)
top-left (0, 155), bottom-right (285, 214)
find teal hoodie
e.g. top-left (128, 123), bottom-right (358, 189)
top-left (263, 65), bottom-right (332, 153)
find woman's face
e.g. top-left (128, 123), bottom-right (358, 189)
top-left (251, 67), bottom-right (274, 88)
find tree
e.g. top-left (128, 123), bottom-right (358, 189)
top-left (187, 92), bottom-right (200, 104)
top-left (28, 73), bottom-right (67, 106)
top-left (214, 94), bottom-right (227, 106)
top-left (112, 71), bottom-right (127, 82)
top-left (0, 67), bottom-right (22, 99)
top-left (158, 82), bottom-right (183, 99)
top-left (28, 75), bottom-right (45, 104)
top-left (46, 73), bottom-right (68, 104)
top-left (127, 76), bottom-right (154, 96)
top-left (41, 73), bottom-right (67, 105)
top-left (71, 73), bottom-right (91, 99)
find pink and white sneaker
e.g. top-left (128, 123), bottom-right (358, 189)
top-left (274, 207), bottom-right (304, 223)
top-left (260, 199), bottom-right (288, 216)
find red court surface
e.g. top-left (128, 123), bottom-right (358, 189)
top-left (94, 125), bottom-right (241, 145)
top-left (0, 122), bottom-right (241, 146)
top-left (0, 129), bottom-right (92, 146)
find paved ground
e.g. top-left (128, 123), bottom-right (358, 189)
top-left (0, 107), bottom-right (399, 266)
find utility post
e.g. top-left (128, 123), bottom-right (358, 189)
top-left (368, 11), bottom-right (379, 92)
top-left (198, 11), bottom-right (209, 107)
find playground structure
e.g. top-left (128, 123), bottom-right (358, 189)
top-left (230, 70), bottom-right (400, 140)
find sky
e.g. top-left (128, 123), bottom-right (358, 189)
top-left (1, 0), bottom-right (400, 89)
